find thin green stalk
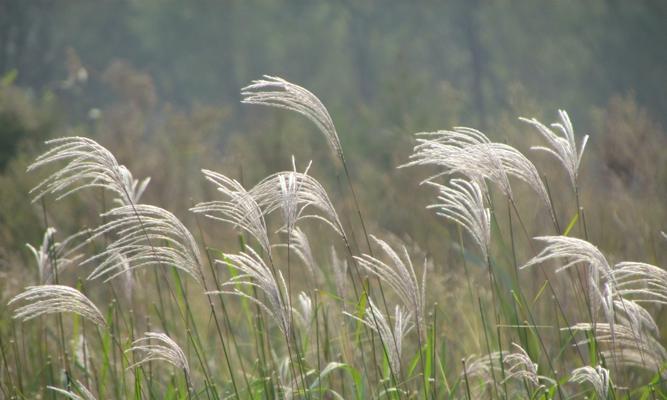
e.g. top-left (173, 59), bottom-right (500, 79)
top-left (478, 298), bottom-right (501, 400)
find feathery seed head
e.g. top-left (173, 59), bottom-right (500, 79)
top-left (522, 236), bottom-right (613, 314)
top-left (9, 285), bottom-right (106, 326)
top-left (127, 332), bottom-right (190, 374)
top-left (520, 109), bottom-right (589, 189)
top-left (276, 227), bottom-right (320, 279)
top-left (427, 179), bottom-right (491, 260)
top-left (569, 365), bottom-right (610, 399)
top-left (403, 128), bottom-right (552, 211)
top-left (330, 246), bottom-right (349, 299)
top-left (251, 158), bottom-right (345, 238)
top-left (86, 204), bottom-right (204, 285)
top-left (355, 235), bottom-right (427, 339)
top-left (28, 136), bottom-right (149, 205)
top-left (344, 298), bottom-right (413, 375)
top-left (213, 246), bottom-right (292, 337)
top-left (192, 169), bottom-right (271, 253)
top-left (569, 323), bottom-right (667, 373)
top-left (47, 380), bottom-right (97, 400)
top-left (27, 227), bottom-right (83, 284)
top-left (611, 262), bottom-right (667, 305)
top-left (242, 76), bottom-right (343, 159)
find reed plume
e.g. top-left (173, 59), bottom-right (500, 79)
top-left (191, 169), bottom-right (271, 253)
top-left (127, 332), bottom-right (190, 375)
top-left (251, 157), bottom-right (345, 238)
top-left (355, 235), bottom-right (426, 338)
top-left (402, 128), bottom-right (551, 210)
top-left (427, 179), bottom-right (491, 260)
top-left (520, 110), bottom-right (589, 190)
top-left (28, 136), bottom-right (149, 205)
top-left (9, 284), bottom-right (106, 326)
top-left (344, 298), bottom-right (413, 376)
top-left (569, 323), bottom-right (667, 373)
top-left (242, 76), bottom-right (343, 159)
top-left (276, 227), bottom-right (319, 279)
top-left (568, 365), bottom-right (610, 399)
top-left (212, 246), bottom-right (292, 337)
top-left (85, 204), bottom-right (204, 285)
top-left (611, 261), bottom-right (667, 305)
top-left (47, 380), bottom-right (97, 400)
top-left (27, 227), bottom-right (83, 284)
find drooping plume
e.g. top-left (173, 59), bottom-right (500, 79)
top-left (427, 179), bottom-right (491, 260)
top-left (355, 235), bottom-right (427, 339)
top-left (28, 136), bottom-right (149, 205)
top-left (191, 169), bottom-right (271, 253)
top-left (611, 262), bottom-right (667, 305)
top-left (569, 323), bottom-right (667, 373)
top-left (568, 365), bottom-right (610, 399)
top-left (9, 285), bottom-right (106, 327)
top-left (242, 76), bottom-right (343, 159)
top-left (212, 246), bottom-right (292, 337)
top-left (127, 332), bottom-right (190, 375)
top-left (47, 380), bottom-right (97, 400)
top-left (521, 235), bottom-right (613, 314)
top-left (344, 298), bottom-right (413, 375)
top-left (402, 128), bottom-right (552, 211)
top-left (86, 204), bottom-right (204, 285)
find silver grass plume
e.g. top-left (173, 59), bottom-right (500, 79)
top-left (613, 298), bottom-right (659, 336)
top-left (251, 157), bottom-right (345, 238)
top-left (47, 380), bottom-right (97, 400)
top-left (330, 246), bottom-right (349, 299)
top-left (344, 298), bottom-right (413, 375)
top-left (427, 179), bottom-right (491, 260)
top-left (402, 128), bottom-right (508, 193)
top-left (276, 356), bottom-right (300, 400)
top-left (212, 246), bottom-right (292, 337)
top-left (127, 332), bottom-right (190, 375)
top-left (463, 345), bottom-right (554, 397)
top-left (278, 157), bottom-right (311, 233)
top-left (502, 343), bottom-right (555, 387)
top-left (569, 323), bottom-right (667, 373)
top-left (75, 333), bottom-right (91, 368)
top-left (520, 110), bottom-right (589, 190)
top-left (27, 227), bottom-right (83, 284)
top-left (9, 285), bottom-right (105, 326)
top-left (611, 262), bottom-right (667, 305)
top-left (294, 291), bottom-right (314, 334)
top-left (569, 365), bottom-right (610, 399)
top-left (489, 143), bottom-right (551, 209)
top-left (242, 76), bottom-right (343, 159)
top-left (462, 351), bottom-right (504, 397)
top-left (192, 169), bottom-right (271, 253)
top-left (86, 204), bottom-right (204, 285)
top-left (403, 128), bottom-right (551, 206)
top-left (521, 236), bottom-right (613, 314)
top-left (28, 136), bottom-right (149, 205)
top-left (355, 235), bottom-right (427, 339)
top-left (276, 227), bottom-right (319, 279)
top-left (114, 251), bottom-right (134, 302)
top-left (112, 164), bottom-right (150, 206)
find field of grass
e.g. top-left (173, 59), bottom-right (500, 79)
top-left (1, 76), bottom-right (666, 399)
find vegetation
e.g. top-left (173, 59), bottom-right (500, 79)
top-left (1, 74), bottom-right (666, 399)
top-left (1, 2), bottom-right (666, 399)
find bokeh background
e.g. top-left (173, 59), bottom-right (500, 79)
top-left (2, 0), bottom-right (667, 295)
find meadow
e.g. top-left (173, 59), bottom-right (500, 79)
top-left (0, 74), bottom-right (666, 399)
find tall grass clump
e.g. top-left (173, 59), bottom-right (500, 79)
top-left (1, 76), bottom-right (666, 400)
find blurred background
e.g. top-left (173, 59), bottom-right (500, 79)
top-left (1, 0), bottom-right (667, 290)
